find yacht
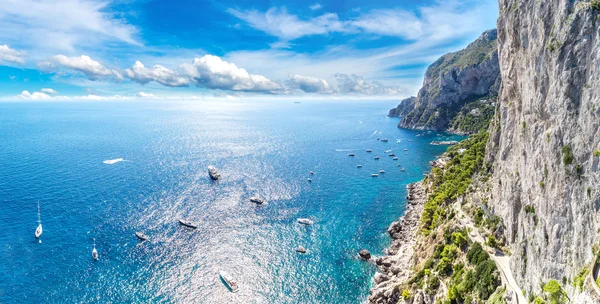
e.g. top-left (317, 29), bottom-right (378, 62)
top-left (92, 239), bottom-right (98, 261)
top-left (393, 157), bottom-right (399, 160)
top-left (366, 149), bottom-right (373, 152)
top-left (385, 150), bottom-right (392, 153)
top-left (357, 164), bottom-right (363, 168)
top-left (179, 219), bottom-right (198, 229)
top-left (348, 153), bottom-right (355, 156)
top-left (250, 197), bottom-right (265, 205)
top-left (297, 218), bottom-right (314, 225)
top-left (296, 246), bottom-right (307, 253)
top-left (135, 232), bottom-right (149, 241)
top-left (35, 202), bottom-right (42, 239)
top-left (219, 271), bottom-right (239, 292)
top-left (208, 166), bottom-right (220, 180)
top-left (371, 174), bottom-right (379, 177)
top-left (307, 178), bottom-right (312, 182)
top-left (379, 170), bottom-right (385, 174)
top-left (381, 138), bottom-right (389, 142)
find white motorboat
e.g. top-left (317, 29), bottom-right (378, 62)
top-left (379, 170), bottom-right (385, 174)
top-left (208, 166), bottom-right (220, 180)
top-left (220, 271), bottom-right (239, 292)
top-left (296, 246), bottom-right (307, 253)
top-left (250, 197), bottom-right (265, 205)
top-left (393, 157), bottom-right (399, 160)
top-left (307, 178), bottom-right (312, 182)
top-left (35, 202), bottom-right (42, 239)
top-left (179, 219), bottom-right (198, 229)
top-left (357, 164), bottom-right (363, 168)
top-left (92, 239), bottom-right (98, 260)
top-left (366, 149), bottom-right (372, 152)
top-left (135, 232), bottom-right (149, 241)
top-left (297, 218), bottom-right (314, 225)
top-left (309, 171), bottom-right (315, 175)
top-left (371, 174), bottom-right (379, 177)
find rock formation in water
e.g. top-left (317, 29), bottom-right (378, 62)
top-left (389, 29), bottom-right (501, 133)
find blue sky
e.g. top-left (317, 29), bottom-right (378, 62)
top-left (0, 0), bottom-right (498, 100)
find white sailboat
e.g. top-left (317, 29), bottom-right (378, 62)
top-left (92, 239), bottom-right (98, 260)
top-left (35, 202), bottom-right (43, 239)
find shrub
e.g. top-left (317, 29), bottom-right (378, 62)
top-left (467, 242), bottom-right (489, 265)
top-left (576, 164), bottom-right (583, 178)
top-left (594, 150), bottom-right (600, 157)
top-left (543, 279), bottom-right (567, 304)
top-left (524, 205), bottom-right (535, 214)
top-left (592, 0), bottom-right (600, 11)
top-left (588, 187), bottom-right (593, 198)
top-left (402, 289), bottom-right (411, 300)
top-left (540, 181), bottom-right (545, 188)
top-left (573, 266), bottom-right (589, 291)
top-left (487, 235), bottom-right (497, 248)
top-left (562, 145), bottom-right (574, 165)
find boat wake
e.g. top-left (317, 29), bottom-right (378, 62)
top-left (103, 158), bottom-right (125, 165)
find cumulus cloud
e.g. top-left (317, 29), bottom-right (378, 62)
top-left (309, 3), bottom-right (322, 10)
top-left (49, 55), bottom-right (123, 81)
top-left (181, 55), bottom-right (282, 92)
top-left (0, 45), bottom-right (26, 63)
top-left (125, 61), bottom-right (189, 87)
top-left (136, 92), bottom-right (156, 98)
top-left (40, 88), bottom-right (58, 94)
top-left (334, 73), bottom-right (402, 95)
top-left (288, 74), bottom-right (334, 94)
top-left (18, 90), bottom-right (52, 100)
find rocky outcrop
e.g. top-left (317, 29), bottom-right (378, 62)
top-left (392, 29), bottom-right (501, 131)
top-left (368, 182), bottom-right (427, 304)
top-left (485, 0), bottom-right (600, 299)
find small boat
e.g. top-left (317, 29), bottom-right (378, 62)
top-left (208, 166), bottom-right (220, 180)
top-left (381, 138), bottom-right (389, 142)
top-left (92, 239), bottom-right (98, 261)
top-left (250, 197), bottom-right (265, 205)
top-left (397, 140), bottom-right (401, 143)
top-left (404, 148), bottom-right (408, 151)
top-left (379, 170), bottom-right (385, 174)
top-left (389, 153), bottom-right (396, 157)
top-left (371, 174), bottom-right (379, 177)
top-left (135, 232), bottom-right (149, 241)
top-left (297, 218), bottom-right (314, 225)
top-left (397, 164), bottom-right (401, 167)
top-left (376, 138), bottom-right (380, 141)
top-left (385, 150), bottom-right (392, 153)
top-left (35, 202), bottom-right (43, 239)
top-left (357, 164), bottom-right (363, 168)
top-left (348, 153), bottom-right (355, 156)
top-left (401, 168), bottom-right (405, 172)
top-left (219, 271), bottom-right (239, 292)
top-left (296, 246), bottom-right (307, 253)
top-left (307, 178), bottom-right (312, 182)
top-left (408, 140), bottom-right (412, 142)
top-left (179, 219), bottom-right (198, 229)
top-left (309, 171), bottom-right (315, 175)
top-left (393, 157), bottom-right (399, 160)
top-left (366, 149), bottom-right (372, 152)
top-left (374, 156), bottom-right (380, 160)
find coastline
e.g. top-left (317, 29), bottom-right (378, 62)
top-left (367, 181), bottom-right (428, 304)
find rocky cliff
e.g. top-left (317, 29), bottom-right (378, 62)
top-left (391, 29), bottom-right (501, 132)
top-left (485, 0), bottom-right (600, 300)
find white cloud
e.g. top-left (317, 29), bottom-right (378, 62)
top-left (18, 90), bottom-right (52, 100)
top-left (136, 92), bottom-right (156, 98)
top-left (125, 61), bottom-right (189, 87)
top-left (40, 88), bottom-right (58, 94)
top-left (50, 55), bottom-right (123, 81)
top-left (0, 0), bottom-right (139, 52)
top-left (334, 73), bottom-right (402, 95)
top-left (227, 7), bottom-right (350, 41)
top-left (181, 55), bottom-right (283, 92)
top-left (0, 45), bottom-right (26, 63)
top-left (288, 74), bottom-right (334, 94)
top-left (309, 3), bottom-right (322, 10)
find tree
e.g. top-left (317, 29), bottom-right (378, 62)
top-left (543, 279), bottom-right (566, 304)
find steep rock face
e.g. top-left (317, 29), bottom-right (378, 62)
top-left (397, 29), bottom-right (501, 131)
top-left (388, 96), bottom-right (416, 117)
top-left (487, 0), bottom-right (600, 297)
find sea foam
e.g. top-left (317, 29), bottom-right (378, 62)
top-left (103, 158), bottom-right (124, 165)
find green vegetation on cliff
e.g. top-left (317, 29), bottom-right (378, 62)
top-left (448, 97), bottom-right (496, 134)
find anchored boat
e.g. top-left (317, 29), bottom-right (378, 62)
top-left (208, 166), bottom-right (220, 180)
top-left (220, 271), bottom-right (239, 292)
top-left (135, 232), bottom-right (149, 241)
top-left (297, 218), bottom-right (314, 225)
top-left (35, 202), bottom-right (42, 239)
top-left (179, 219), bottom-right (198, 229)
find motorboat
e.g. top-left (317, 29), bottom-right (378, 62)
top-left (135, 232), bottom-right (149, 241)
top-left (307, 178), bottom-right (312, 182)
top-left (389, 153), bottom-right (396, 157)
top-left (381, 138), bottom-right (389, 142)
top-left (296, 246), bottom-right (307, 253)
top-left (357, 164), bottom-right (363, 168)
top-left (208, 166), bottom-right (220, 180)
top-left (297, 218), bottom-right (314, 225)
top-left (92, 239), bottom-right (98, 260)
top-left (404, 148), bottom-right (408, 151)
top-left (219, 271), bottom-right (239, 292)
top-left (401, 168), bottom-right (405, 172)
top-left (385, 150), bottom-right (392, 153)
top-left (309, 171), bottom-right (315, 175)
top-left (374, 156), bottom-right (380, 160)
top-left (35, 202), bottom-right (43, 239)
top-left (250, 197), bottom-right (265, 205)
top-left (379, 170), bottom-right (385, 174)
top-left (179, 219), bottom-right (198, 229)
top-left (371, 174), bottom-right (379, 177)
top-left (348, 153), bottom-right (355, 156)
top-left (393, 157), bottom-right (399, 160)
top-left (366, 149), bottom-right (372, 152)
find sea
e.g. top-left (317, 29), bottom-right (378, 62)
top-left (0, 99), bottom-right (463, 303)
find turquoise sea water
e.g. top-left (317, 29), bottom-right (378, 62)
top-left (0, 100), bottom-right (462, 303)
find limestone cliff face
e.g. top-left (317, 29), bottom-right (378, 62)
top-left (397, 29), bottom-right (501, 131)
top-left (388, 97), bottom-right (416, 117)
top-left (487, 0), bottom-right (600, 297)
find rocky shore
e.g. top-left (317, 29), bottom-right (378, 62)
top-left (367, 182), bottom-right (427, 304)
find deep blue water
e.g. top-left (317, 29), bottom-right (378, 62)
top-left (0, 100), bottom-right (462, 303)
